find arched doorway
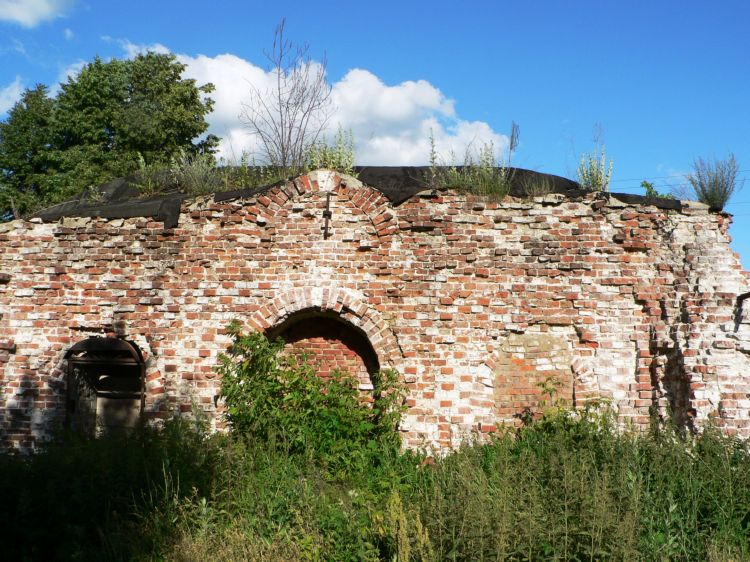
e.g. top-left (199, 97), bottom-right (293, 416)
top-left (65, 337), bottom-right (145, 435)
top-left (268, 310), bottom-right (380, 391)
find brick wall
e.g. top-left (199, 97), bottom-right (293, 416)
top-left (1, 170), bottom-right (749, 452)
top-left (278, 315), bottom-right (378, 390)
top-left (491, 329), bottom-right (575, 424)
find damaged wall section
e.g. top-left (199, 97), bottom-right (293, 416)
top-left (1, 170), bottom-right (749, 452)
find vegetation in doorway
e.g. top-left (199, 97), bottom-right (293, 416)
top-left (218, 322), bottom-right (404, 474)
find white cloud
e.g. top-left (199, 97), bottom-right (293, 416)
top-left (0, 75), bottom-right (23, 114)
top-left (102, 36), bottom-right (170, 58)
top-left (11, 37), bottom-right (25, 54)
top-left (0, 0), bottom-right (73, 27)
top-left (330, 68), bottom-right (506, 165)
top-left (120, 39), bottom-right (170, 58)
top-left (176, 52), bottom-right (284, 162)
top-left (110, 42), bottom-right (508, 166)
top-left (63, 26), bottom-right (73, 39)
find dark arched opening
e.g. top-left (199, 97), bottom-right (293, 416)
top-left (268, 310), bottom-right (380, 390)
top-left (64, 337), bottom-right (145, 435)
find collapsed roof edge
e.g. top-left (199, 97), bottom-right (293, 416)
top-left (30, 166), bottom-right (682, 227)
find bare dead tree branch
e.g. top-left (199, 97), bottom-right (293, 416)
top-left (240, 18), bottom-right (332, 172)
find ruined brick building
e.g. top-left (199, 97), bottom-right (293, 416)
top-left (2, 168), bottom-right (750, 452)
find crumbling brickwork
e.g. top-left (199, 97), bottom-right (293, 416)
top-left (1, 170), bottom-right (749, 452)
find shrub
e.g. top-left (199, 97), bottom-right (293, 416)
top-left (641, 179), bottom-right (675, 200)
top-left (577, 146), bottom-right (613, 191)
top-left (172, 150), bottom-right (222, 195)
top-left (687, 153), bottom-right (741, 210)
top-left (217, 322), bottom-right (404, 473)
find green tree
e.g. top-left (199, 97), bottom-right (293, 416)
top-left (0, 52), bottom-right (216, 218)
top-left (0, 84), bottom-right (56, 216)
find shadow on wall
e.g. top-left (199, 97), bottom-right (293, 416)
top-left (662, 346), bottom-right (694, 431)
top-left (649, 321), bottom-right (695, 433)
top-left (0, 337), bottom-right (151, 451)
top-left (64, 337), bottom-right (146, 438)
top-left (267, 310), bottom-right (380, 392)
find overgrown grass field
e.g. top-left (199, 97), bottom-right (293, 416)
top-left (3, 330), bottom-right (749, 560)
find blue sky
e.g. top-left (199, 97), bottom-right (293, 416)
top-left (1, 0), bottom-right (749, 267)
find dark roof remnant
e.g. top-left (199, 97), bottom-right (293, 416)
top-left (34, 175), bottom-right (188, 228)
top-left (355, 166), bottom-right (582, 204)
top-left (31, 167), bottom-right (681, 226)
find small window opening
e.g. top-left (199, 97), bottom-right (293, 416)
top-left (65, 337), bottom-right (145, 435)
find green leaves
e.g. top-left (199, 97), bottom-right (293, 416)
top-left (0, 84), bottom-right (56, 216)
top-left (304, 127), bottom-right (356, 175)
top-left (577, 146), bottom-right (613, 192)
top-left (0, 52), bottom-right (215, 218)
top-left (218, 327), bottom-right (405, 474)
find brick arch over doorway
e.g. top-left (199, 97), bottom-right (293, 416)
top-left (247, 287), bottom-right (403, 372)
top-left (268, 310), bottom-right (380, 391)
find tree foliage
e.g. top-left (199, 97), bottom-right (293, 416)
top-left (0, 84), bottom-right (55, 216)
top-left (0, 52), bottom-right (216, 218)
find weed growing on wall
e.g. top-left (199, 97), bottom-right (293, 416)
top-left (218, 322), bottom-right (404, 473)
top-left (641, 180), bottom-right (675, 200)
top-left (304, 126), bottom-right (356, 176)
top-left (132, 152), bottom-right (173, 196)
top-left (427, 127), bottom-right (516, 200)
top-left (171, 150), bottom-right (222, 195)
top-left (217, 152), bottom-right (292, 190)
top-left (687, 153), bottom-right (742, 210)
top-left (577, 146), bottom-right (613, 191)
top-left (520, 174), bottom-right (554, 198)
top-left (133, 128), bottom-right (358, 198)
top-left (134, 150), bottom-right (225, 197)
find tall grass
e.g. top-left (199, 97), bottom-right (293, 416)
top-left (3, 410), bottom-right (749, 560)
top-left (0, 418), bottom-right (217, 560)
top-left (687, 153), bottom-right (742, 210)
top-left (427, 130), bottom-right (515, 201)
